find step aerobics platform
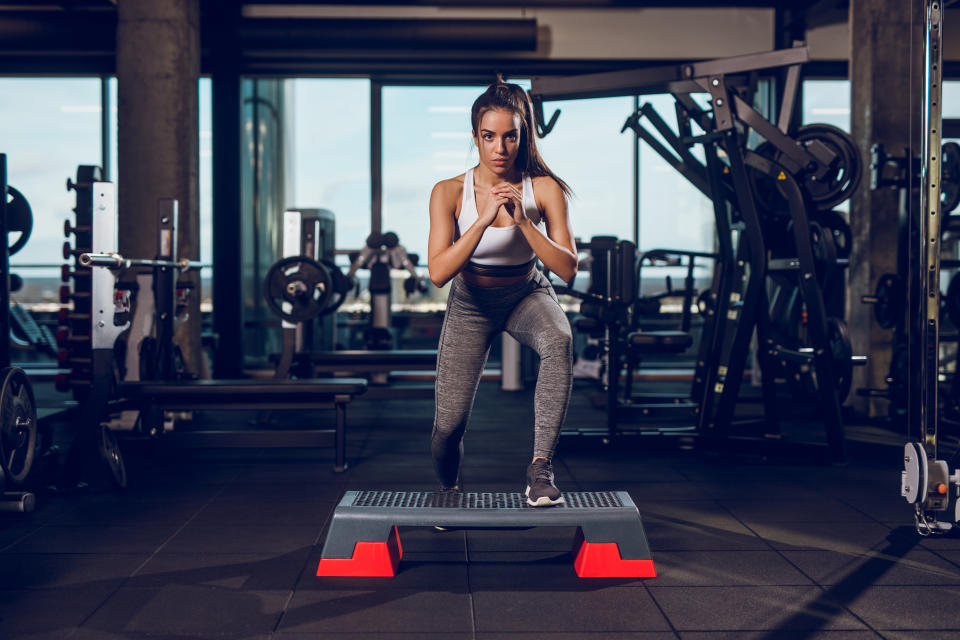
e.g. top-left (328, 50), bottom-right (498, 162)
top-left (316, 490), bottom-right (656, 578)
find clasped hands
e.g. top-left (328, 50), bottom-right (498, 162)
top-left (477, 181), bottom-right (530, 228)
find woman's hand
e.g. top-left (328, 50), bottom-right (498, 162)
top-left (475, 185), bottom-right (511, 227)
top-left (491, 182), bottom-right (526, 226)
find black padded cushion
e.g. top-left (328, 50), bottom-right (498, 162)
top-left (627, 330), bottom-right (693, 353)
top-left (574, 317), bottom-right (604, 333)
top-left (310, 350), bottom-right (436, 365)
top-left (119, 377), bottom-right (368, 400)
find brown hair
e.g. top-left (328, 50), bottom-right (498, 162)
top-left (471, 77), bottom-right (572, 196)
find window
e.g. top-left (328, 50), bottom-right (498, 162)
top-left (381, 84), bottom-right (487, 263)
top-left (292, 78), bottom-right (371, 257)
top-left (3, 78), bottom-right (103, 294)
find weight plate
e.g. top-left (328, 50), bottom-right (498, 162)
top-left (5, 186), bottom-right (34, 256)
top-left (814, 210), bottom-right (853, 260)
top-left (827, 316), bottom-right (853, 404)
top-left (942, 141), bottom-right (960, 213)
top-left (873, 273), bottom-right (904, 330)
top-left (795, 124), bottom-right (863, 210)
top-left (0, 366), bottom-right (38, 487)
top-left (264, 256), bottom-right (334, 323)
top-left (99, 424), bottom-right (127, 490)
top-left (320, 258), bottom-right (351, 316)
top-left (810, 221), bottom-right (839, 283)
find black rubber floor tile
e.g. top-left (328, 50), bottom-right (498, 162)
top-left (1, 525), bottom-right (178, 554)
top-left (213, 482), bottom-right (344, 504)
top-left (467, 550), bottom-right (639, 589)
top-left (300, 546), bottom-right (469, 590)
top-left (275, 633), bottom-right (473, 640)
top-left (747, 521), bottom-right (894, 553)
top-left (68, 630), bottom-right (271, 640)
top-left (678, 632), bottom-right (881, 639)
top-left (0, 553), bottom-right (148, 589)
top-left (0, 523), bottom-right (40, 551)
top-left (473, 587), bottom-right (671, 633)
top-left (129, 548), bottom-right (310, 590)
top-left (720, 496), bottom-right (870, 523)
top-left (652, 550), bottom-right (815, 586)
top-left (48, 498), bottom-right (205, 527)
top-left (647, 586), bottom-right (868, 631)
top-left (841, 585), bottom-right (960, 630)
top-left (466, 526), bottom-right (580, 552)
top-left (162, 523), bottom-right (318, 554)
top-left (606, 482), bottom-right (709, 501)
top-left (394, 526), bottom-right (467, 553)
top-left (833, 492), bottom-right (912, 522)
top-left (190, 499), bottom-right (333, 526)
top-left (915, 530), bottom-right (960, 550)
top-left (0, 585), bottom-right (116, 636)
top-left (82, 585), bottom-right (289, 636)
top-left (881, 631), bottom-right (960, 640)
top-left (477, 633), bottom-right (676, 639)
top-left (643, 517), bottom-right (768, 551)
top-left (782, 549), bottom-right (960, 586)
top-left (279, 589), bottom-right (473, 633)
top-left (567, 463), bottom-right (688, 483)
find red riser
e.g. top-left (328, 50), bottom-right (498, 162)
top-left (573, 541), bottom-right (657, 578)
top-left (316, 525), bottom-right (403, 577)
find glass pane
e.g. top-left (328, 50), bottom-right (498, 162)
top-left (535, 96), bottom-right (636, 245)
top-left (292, 78), bottom-right (370, 256)
top-left (638, 94), bottom-right (715, 256)
top-left (802, 79), bottom-right (850, 132)
top-left (382, 85), bottom-right (486, 262)
top-left (2, 77), bottom-right (102, 287)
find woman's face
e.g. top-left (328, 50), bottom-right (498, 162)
top-left (474, 108), bottom-right (522, 176)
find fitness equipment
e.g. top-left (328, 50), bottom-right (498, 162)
top-left (317, 490), bottom-right (655, 578)
top-left (532, 44), bottom-right (863, 461)
top-left (55, 186), bottom-right (367, 482)
top-left (898, 1), bottom-right (960, 536)
top-left (346, 230), bottom-right (426, 352)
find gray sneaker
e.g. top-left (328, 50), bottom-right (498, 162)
top-left (525, 459), bottom-right (564, 507)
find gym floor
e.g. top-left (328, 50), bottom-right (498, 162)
top-left (1, 379), bottom-right (959, 639)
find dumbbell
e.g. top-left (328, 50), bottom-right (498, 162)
top-left (58, 308), bottom-right (90, 326)
top-left (54, 373), bottom-right (91, 392)
top-left (59, 285), bottom-right (91, 304)
top-left (61, 264), bottom-right (91, 283)
top-left (64, 220), bottom-right (92, 237)
top-left (55, 327), bottom-right (89, 348)
top-left (58, 349), bottom-right (91, 368)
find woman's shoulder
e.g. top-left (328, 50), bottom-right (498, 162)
top-left (530, 174), bottom-right (565, 197)
top-left (431, 173), bottom-right (466, 201)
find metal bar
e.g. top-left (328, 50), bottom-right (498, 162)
top-left (689, 46), bottom-right (809, 78)
top-left (371, 79), bottom-right (383, 235)
top-left (777, 62), bottom-right (801, 134)
top-left (633, 94), bottom-right (640, 248)
top-left (919, 0), bottom-right (943, 460)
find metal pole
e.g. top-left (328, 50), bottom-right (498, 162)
top-left (917, 0), bottom-right (943, 461)
top-left (101, 75), bottom-right (111, 182)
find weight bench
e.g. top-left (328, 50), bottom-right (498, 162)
top-left (118, 378), bottom-right (368, 471)
top-left (307, 349), bottom-right (437, 373)
top-left (316, 490), bottom-right (656, 578)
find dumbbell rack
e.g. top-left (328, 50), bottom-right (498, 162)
top-left (56, 166), bottom-right (100, 399)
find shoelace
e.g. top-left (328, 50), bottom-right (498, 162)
top-left (531, 464), bottom-right (553, 483)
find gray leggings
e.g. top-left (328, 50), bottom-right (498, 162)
top-left (431, 270), bottom-right (573, 488)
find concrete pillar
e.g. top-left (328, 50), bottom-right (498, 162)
top-left (116, 0), bottom-right (202, 375)
top-left (848, 0), bottom-right (922, 416)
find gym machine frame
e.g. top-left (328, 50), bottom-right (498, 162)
top-left (531, 45), bottom-right (856, 460)
top-left (900, 0), bottom-right (960, 534)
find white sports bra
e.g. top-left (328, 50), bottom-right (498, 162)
top-left (457, 167), bottom-right (548, 266)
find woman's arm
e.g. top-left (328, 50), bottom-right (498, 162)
top-left (496, 178), bottom-right (578, 283)
top-left (427, 179), bottom-right (507, 288)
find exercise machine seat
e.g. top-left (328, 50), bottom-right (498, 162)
top-left (626, 330), bottom-right (693, 354)
top-left (118, 378), bottom-right (368, 402)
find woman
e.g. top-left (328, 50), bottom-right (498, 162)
top-left (427, 79), bottom-right (577, 507)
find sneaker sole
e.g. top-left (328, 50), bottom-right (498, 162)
top-left (525, 485), bottom-right (565, 507)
